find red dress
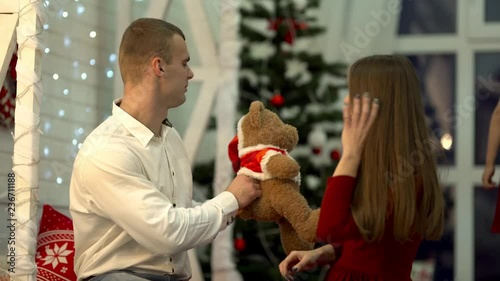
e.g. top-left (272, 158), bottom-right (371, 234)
top-left (317, 176), bottom-right (422, 281)
top-left (492, 184), bottom-right (500, 233)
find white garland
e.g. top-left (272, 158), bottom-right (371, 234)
top-left (8, 0), bottom-right (46, 280)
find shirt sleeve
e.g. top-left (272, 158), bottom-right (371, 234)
top-left (316, 176), bottom-right (362, 243)
top-left (78, 149), bottom-right (239, 256)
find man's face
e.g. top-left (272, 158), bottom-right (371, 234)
top-left (161, 34), bottom-right (194, 109)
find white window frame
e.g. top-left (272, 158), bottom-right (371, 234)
top-left (468, 0), bottom-right (500, 39)
top-left (395, 0), bottom-right (500, 280)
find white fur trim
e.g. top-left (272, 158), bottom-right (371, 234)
top-left (238, 167), bottom-right (269, 181)
top-left (239, 143), bottom-right (284, 158)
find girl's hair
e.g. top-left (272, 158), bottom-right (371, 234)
top-left (118, 18), bottom-right (185, 84)
top-left (348, 55), bottom-right (445, 243)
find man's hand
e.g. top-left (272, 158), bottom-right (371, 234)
top-left (226, 174), bottom-right (262, 208)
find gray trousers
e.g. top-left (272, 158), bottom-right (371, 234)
top-left (85, 270), bottom-right (177, 281)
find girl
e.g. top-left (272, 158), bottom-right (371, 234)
top-left (279, 55), bottom-right (445, 281)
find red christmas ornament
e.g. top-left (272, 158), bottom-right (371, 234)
top-left (330, 149), bottom-right (341, 161)
top-left (270, 93), bottom-right (285, 107)
top-left (268, 18), bottom-right (309, 45)
top-left (0, 49), bottom-right (18, 129)
top-left (234, 236), bottom-right (246, 251)
top-left (312, 147), bottom-right (321, 155)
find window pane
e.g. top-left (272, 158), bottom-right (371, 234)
top-left (474, 53), bottom-right (500, 165)
top-left (413, 186), bottom-right (455, 280)
top-left (398, 0), bottom-right (457, 35)
top-left (486, 0), bottom-right (500, 22)
top-left (475, 187), bottom-right (500, 280)
top-left (406, 54), bottom-right (456, 166)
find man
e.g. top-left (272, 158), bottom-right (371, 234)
top-left (69, 18), bottom-right (261, 281)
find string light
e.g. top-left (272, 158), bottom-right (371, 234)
top-left (44, 48), bottom-right (50, 54)
top-left (90, 59), bottom-right (96, 65)
top-left (89, 31), bottom-right (97, 38)
top-left (61, 11), bottom-right (68, 18)
top-left (43, 24), bottom-right (49, 30)
top-left (56, 177), bottom-right (63, 184)
top-left (52, 73), bottom-right (59, 80)
top-left (63, 89), bottom-right (69, 95)
top-left (58, 109), bottom-right (65, 117)
top-left (73, 61), bottom-right (79, 67)
top-left (106, 69), bottom-right (114, 78)
top-left (72, 139), bottom-right (78, 146)
top-left (109, 54), bottom-right (117, 62)
top-left (81, 73), bottom-right (87, 80)
top-left (43, 147), bottom-right (50, 156)
top-left (77, 5), bottom-right (85, 14)
top-left (44, 170), bottom-right (52, 179)
top-left (44, 122), bottom-right (51, 132)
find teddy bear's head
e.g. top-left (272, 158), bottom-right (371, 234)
top-left (238, 101), bottom-right (298, 151)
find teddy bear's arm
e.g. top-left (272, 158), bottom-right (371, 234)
top-left (263, 154), bottom-right (300, 179)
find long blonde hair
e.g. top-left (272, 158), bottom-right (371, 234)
top-left (348, 55), bottom-right (444, 243)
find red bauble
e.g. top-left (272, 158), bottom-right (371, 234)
top-left (312, 147), bottom-right (321, 155)
top-left (234, 237), bottom-right (246, 251)
top-left (330, 149), bottom-right (341, 161)
top-left (270, 93), bottom-right (285, 107)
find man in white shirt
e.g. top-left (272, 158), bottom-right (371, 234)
top-left (69, 18), bottom-right (262, 281)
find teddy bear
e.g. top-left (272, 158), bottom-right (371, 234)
top-left (228, 101), bottom-right (321, 254)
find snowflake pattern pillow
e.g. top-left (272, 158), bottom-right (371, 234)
top-left (35, 204), bottom-right (76, 281)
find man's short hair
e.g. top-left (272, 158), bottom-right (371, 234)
top-left (118, 18), bottom-right (185, 84)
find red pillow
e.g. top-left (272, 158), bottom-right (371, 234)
top-left (35, 204), bottom-right (76, 281)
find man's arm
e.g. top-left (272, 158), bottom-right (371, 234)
top-left (78, 149), bottom-right (239, 255)
top-left (483, 101), bottom-right (500, 188)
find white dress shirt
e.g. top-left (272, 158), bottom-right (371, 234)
top-left (69, 100), bottom-right (239, 281)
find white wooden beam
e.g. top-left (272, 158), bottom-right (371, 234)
top-left (146, 0), bottom-right (170, 19)
top-left (12, 0), bottom-right (42, 280)
top-left (0, 14), bottom-right (18, 87)
top-left (183, 74), bottom-right (219, 164)
top-left (0, 0), bottom-right (18, 13)
top-left (183, 0), bottom-right (218, 66)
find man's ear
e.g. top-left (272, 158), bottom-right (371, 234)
top-left (152, 58), bottom-right (163, 75)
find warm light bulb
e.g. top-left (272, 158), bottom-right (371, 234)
top-left (53, 73), bottom-right (59, 80)
top-left (81, 73), bottom-right (87, 80)
top-left (89, 31), bottom-right (97, 38)
top-left (440, 133), bottom-right (453, 150)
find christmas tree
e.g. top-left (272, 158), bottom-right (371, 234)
top-left (193, 0), bottom-right (346, 280)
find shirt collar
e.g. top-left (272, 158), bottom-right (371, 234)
top-left (112, 99), bottom-right (172, 147)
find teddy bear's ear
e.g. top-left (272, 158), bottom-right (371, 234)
top-left (248, 101), bottom-right (264, 128)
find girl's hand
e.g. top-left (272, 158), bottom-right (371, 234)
top-left (341, 93), bottom-right (380, 159)
top-left (279, 245), bottom-right (336, 280)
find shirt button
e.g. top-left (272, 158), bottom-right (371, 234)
top-left (172, 171), bottom-right (175, 176)
top-left (173, 203), bottom-right (176, 208)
